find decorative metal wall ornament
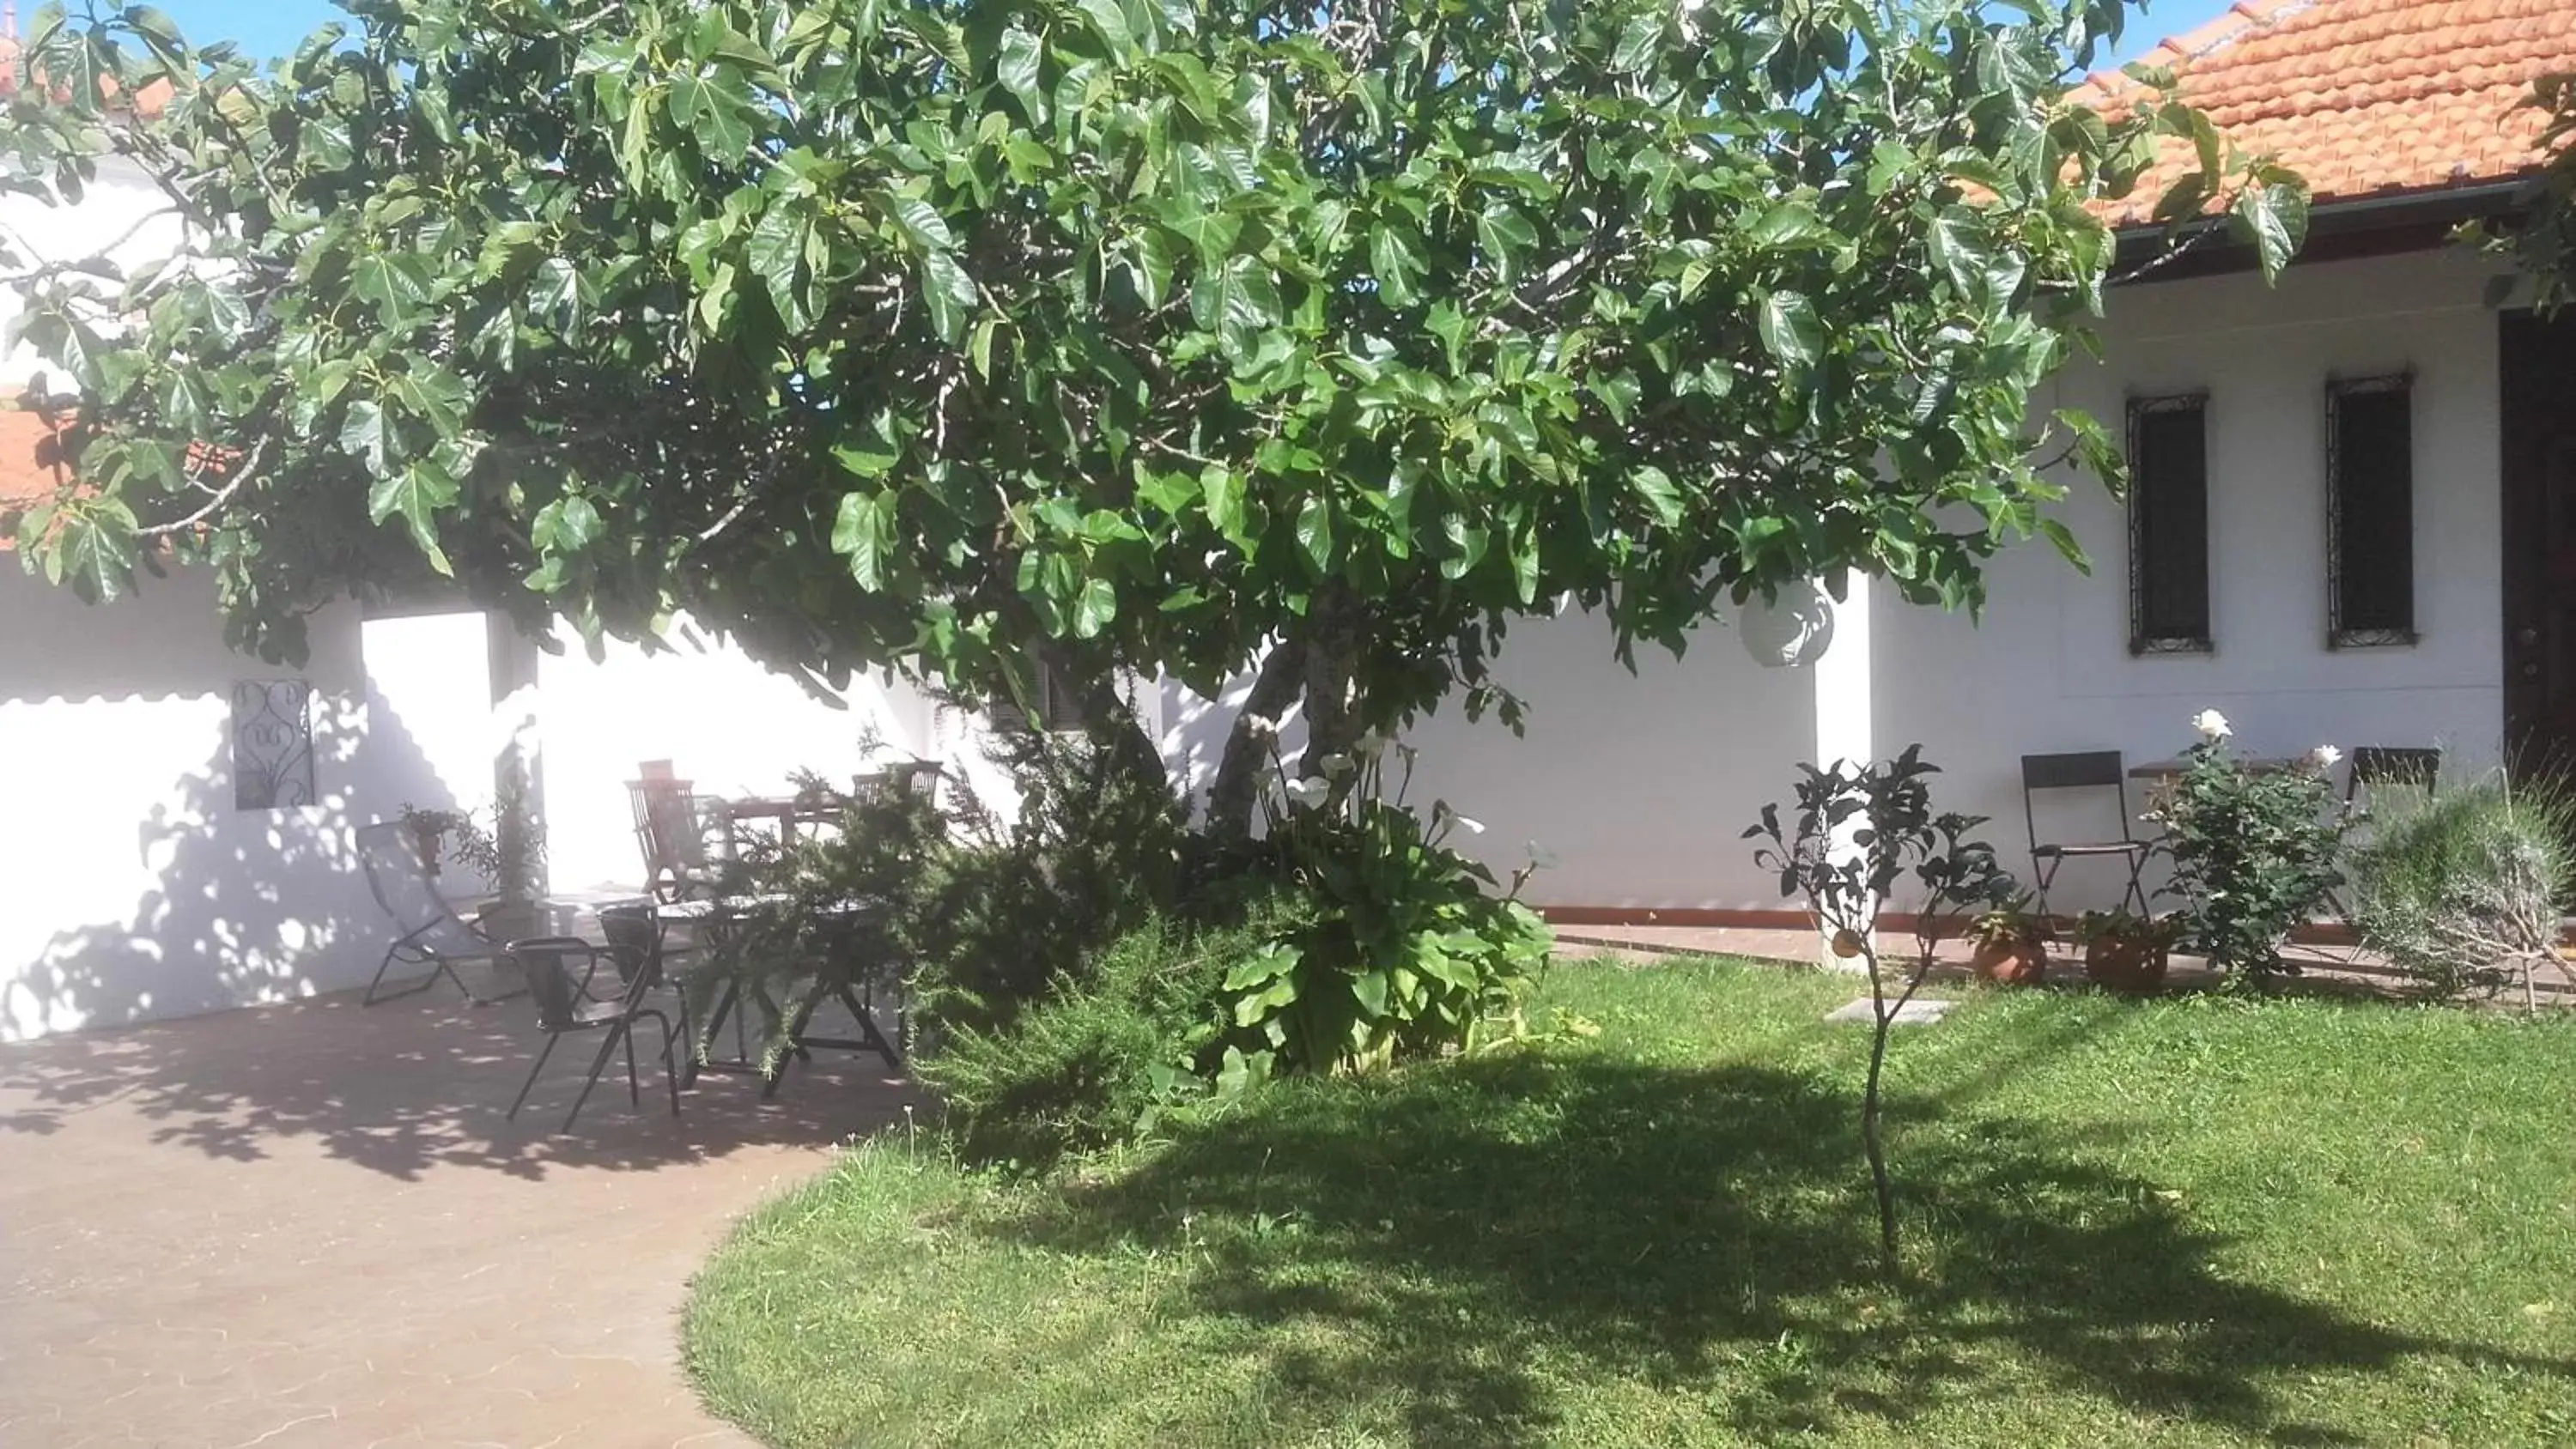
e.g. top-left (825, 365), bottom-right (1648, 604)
top-left (232, 680), bottom-right (316, 810)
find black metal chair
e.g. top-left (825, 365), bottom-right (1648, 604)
top-left (355, 822), bottom-right (521, 1005)
top-left (2325, 747), bottom-right (2443, 952)
top-left (2021, 751), bottom-right (2152, 919)
top-left (598, 902), bottom-right (704, 1081)
top-left (2344, 746), bottom-right (2441, 803)
top-left (504, 937), bottom-right (681, 1133)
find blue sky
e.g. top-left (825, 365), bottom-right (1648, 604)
top-left (92, 0), bottom-right (2245, 71)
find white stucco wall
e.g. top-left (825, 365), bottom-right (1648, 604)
top-left (1160, 609), bottom-right (1822, 910)
top-left (0, 571), bottom-right (399, 1040)
top-left (0, 158), bottom-right (185, 395)
top-left (1874, 248), bottom-right (2509, 910)
top-left (533, 626), bottom-right (996, 891)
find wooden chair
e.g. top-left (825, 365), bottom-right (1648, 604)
top-left (626, 777), bottom-right (720, 902)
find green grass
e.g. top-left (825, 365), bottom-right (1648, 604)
top-left (684, 958), bottom-right (2576, 1447)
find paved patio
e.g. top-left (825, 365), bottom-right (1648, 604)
top-left (0, 979), bottom-right (915, 1448)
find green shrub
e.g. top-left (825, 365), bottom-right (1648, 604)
top-left (2156, 724), bottom-right (2349, 989)
top-left (2348, 773), bottom-right (2574, 998)
top-left (914, 900), bottom-right (1306, 1163)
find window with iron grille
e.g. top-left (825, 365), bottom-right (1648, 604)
top-left (991, 661), bottom-right (1094, 734)
top-left (2127, 392), bottom-right (2212, 654)
top-left (2326, 373), bottom-right (2416, 648)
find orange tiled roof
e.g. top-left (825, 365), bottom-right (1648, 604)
top-left (0, 404), bottom-right (71, 506)
top-left (2080, 0), bottom-right (2576, 227)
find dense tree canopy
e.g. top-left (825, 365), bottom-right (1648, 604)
top-left (1, 0), bottom-right (2300, 811)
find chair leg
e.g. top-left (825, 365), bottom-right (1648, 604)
top-left (2031, 853), bottom-right (2060, 925)
top-left (507, 1034), bottom-right (562, 1121)
top-left (563, 1027), bottom-right (627, 1134)
top-left (366, 943), bottom-right (438, 1006)
top-left (639, 1009), bottom-right (681, 1117)
top-left (623, 1028), bottom-right (641, 1107)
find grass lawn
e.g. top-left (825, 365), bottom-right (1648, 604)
top-left (684, 957), bottom-right (2576, 1447)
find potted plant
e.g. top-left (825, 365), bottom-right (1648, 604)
top-left (2073, 908), bottom-right (2183, 994)
top-left (396, 804), bottom-right (467, 877)
top-left (1965, 900), bottom-right (2050, 985)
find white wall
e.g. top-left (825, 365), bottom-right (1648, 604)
top-left (1161, 609), bottom-right (1821, 910)
top-left (1874, 248), bottom-right (2509, 910)
top-left (532, 625), bottom-right (990, 890)
top-left (0, 571), bottom-right (403, 1040)
top-left (0, 158), bottom-right (186, 394)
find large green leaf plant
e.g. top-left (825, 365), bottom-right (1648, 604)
top-left (2, 0), bottom-right (2304, 819)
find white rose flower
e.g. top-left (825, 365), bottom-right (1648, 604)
top-left (2191, 708), bottom-right (2232, 742)
top-left (1284, 776), bottom-right (1333, 809)
top-left (2308, 744), bottom-right (2343, 771)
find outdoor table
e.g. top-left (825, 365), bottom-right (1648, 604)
top-left (2126, 756), bottom-right (2304, 783)
top-left (657, 895), bottom-right (902, 1095)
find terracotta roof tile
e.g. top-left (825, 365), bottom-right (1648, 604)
top-left (2080, 0), bottom-right (2576, 226)
top-left (0, 404), bottom-right (71, 506)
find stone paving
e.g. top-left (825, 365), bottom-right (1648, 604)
top-left (0, 980), bottom-right (915, 1448)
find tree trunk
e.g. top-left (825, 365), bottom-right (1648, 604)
top-left (1298, 589), bottom-right (1364, 778)
top-left (1206, 638), bottom-right (1309, 839)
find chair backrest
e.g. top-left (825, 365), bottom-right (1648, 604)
top-left (597, 904), bottom-right (663, 988)
top-left (507, 937), bottom-right (606, 1031)
top-left (355, 822), bottom-right (465, 937)
top-left (2346, 746), bottom-right (2440, 802)
top-left (2020, 751), bottom-right (2135, 848)
top-left (628, 779), bottom-right (712, 874)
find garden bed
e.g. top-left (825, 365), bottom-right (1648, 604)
top-left (685, 956), bottom-right (2576, 1447)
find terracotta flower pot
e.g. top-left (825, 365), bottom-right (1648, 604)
top-left (2084, 938), bottom-right (2172, 995)
top-left (1970, 931), bottom-right (2050, 985)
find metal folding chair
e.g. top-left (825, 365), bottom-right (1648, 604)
top-left (355, 822), bottom-right (523, 1005)
top-left (2021, 751), bottom-right (2152, 920)
top-left (504, 937), bottom-right (682, 1133)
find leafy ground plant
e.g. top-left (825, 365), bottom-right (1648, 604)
top-left (2348, 772), bottom-right (2576, 1003)
top-left (686, 958), bottom-right (2576, 1448)
top-left (1211, 727), bottom-right (1552, 1078)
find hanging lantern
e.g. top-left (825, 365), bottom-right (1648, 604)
top-left (1738, 579), bottom-right (1836, 669)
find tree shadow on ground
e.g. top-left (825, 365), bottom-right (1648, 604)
top-left (990, 1052), bottom-right (2574, 1447)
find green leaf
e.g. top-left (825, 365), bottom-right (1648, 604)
top-left (338, 397), bottom-right (394, 475)
top-left (1758, 291), bottom-right (1822, 368)
top-left (348, 252), bottom-right (433, 326)
top-left (746, 204), bottom-right (810, 330)
top-left (1130, 227), bottom-right (1177, 308)
top-left (1745, 201), bottom-right (1825, 249)
top-left (1074, 0), bottom-right (1131, 52)
top-left (1072, 576), bottom-right (1116, 638)
top-left (1611, 10), bottom-right (1663, 72)
top-left (2230, 182), bottom-right (2307, 284)
top-left (833, 490), bottom-right (896, 590)
top-left (1201, 464), bottom-right (1248, 546)
top-left (1369, 224), bottom-right (1422, 309)
top-left (1630, 465), bottom-right (1682, 529)
top-left (997, 26), bottom-right (1048, 124)
top-left (919, 247), bottom-right (976, 344)
top-left (1295, 495), bottom-right (1332, 572)
top-left (536, 494), bottom-right (602, 553)
top-left (878, 191), bottom-right (959, 253)
top-left (1188, 254), bottom-right (1279, 362)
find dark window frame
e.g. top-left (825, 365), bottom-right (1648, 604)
top-left (2126, 391), bottom-right (2215, 655)
top-left (2324, 371), bottom-right (2419, 649)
